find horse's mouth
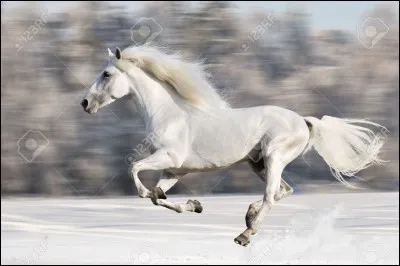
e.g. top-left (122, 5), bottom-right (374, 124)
top-left (85, 109), bottom-right (95, 114)
top-left (84, 105), bottom-right (98, 114)
top-left (86, 108), bottom-right (98, 114)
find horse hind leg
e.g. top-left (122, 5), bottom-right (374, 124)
top-left (235, 131), bottom-right (309, 246)
top-left (235, 156), bottom-right (284, 246)
top-left (274, 178), bottom-right (294, 201)
top-left (245, 183), bottom-right (293, 236)
top-left (245, 200), bottom-right (262, 233)
top-left (246, 160), bottom-right (294, 235)
top-left (249, 159), bottom-right (294, 201)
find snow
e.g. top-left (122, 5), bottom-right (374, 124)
top-left (1, 192), bottom-right (399, 264)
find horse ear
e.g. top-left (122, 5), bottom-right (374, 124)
top-left (115, 47), bottom-right (122, 60)
top-left (107, 48), bottom-right (115, 58)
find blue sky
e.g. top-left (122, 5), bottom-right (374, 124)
top-left (234, 1), bottom-right (398, 30)
top-left (2, 1), bottom-right (399, 31)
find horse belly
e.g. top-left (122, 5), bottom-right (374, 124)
top-left (174, 106), bottom-right (300, 172)
top-left (183, 128), bottom-right (257, 169)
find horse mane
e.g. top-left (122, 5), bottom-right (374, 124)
top-left (119, 45), bottom-right (230, 110)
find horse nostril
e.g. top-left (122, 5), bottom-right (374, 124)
top-left (81, 99), bottom-right (89, 109)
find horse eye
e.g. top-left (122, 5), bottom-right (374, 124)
top-left (103, 71), bottom-right (111, 78)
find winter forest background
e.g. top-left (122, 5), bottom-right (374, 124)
top-left (1, 1), bottom-right (399, 196)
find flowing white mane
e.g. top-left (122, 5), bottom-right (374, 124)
top-left (119, 46), bottom-right (230, 110)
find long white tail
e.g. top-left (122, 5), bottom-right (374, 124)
top-left (303, 115), bottom-right (387, 189)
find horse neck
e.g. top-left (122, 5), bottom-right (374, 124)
top-left (126, 68), bottom-right (184, 129)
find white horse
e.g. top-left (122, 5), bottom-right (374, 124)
top-left (81, 45), bottom-right (387, 246)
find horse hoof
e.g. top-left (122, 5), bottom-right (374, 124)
top-left (234, 234), bottom-right (250, 247)
top-left (187, 200), bottom-right (203, 213)
top-left (152, 187), bottom-right (167, 200)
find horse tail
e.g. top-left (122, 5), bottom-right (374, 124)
top-left (302, 115), bottom-right (387, 189)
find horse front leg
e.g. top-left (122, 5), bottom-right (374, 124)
top-left (130, 150), bottom-right (203, 213)
top-left (129, 149), bottom-right (177, 198)
top-left (152, 171), bottom-right (203, 213)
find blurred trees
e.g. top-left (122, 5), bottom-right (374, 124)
top-left (1, 1), bottom-right (398, 196)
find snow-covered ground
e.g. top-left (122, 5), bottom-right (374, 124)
top-left (1, 192), bottom-right (399, 265)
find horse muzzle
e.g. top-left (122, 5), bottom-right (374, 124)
top-left (81, 98), bottom-right (98, 114)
